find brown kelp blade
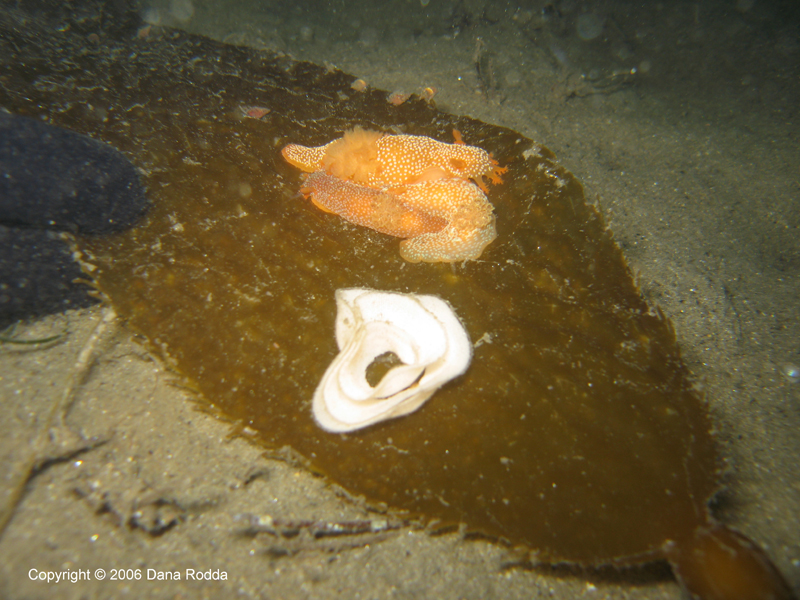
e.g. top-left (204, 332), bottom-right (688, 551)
top-left (665, 524), bottom-right (796, 600)
top-left (0, 8), bottom-right (793, 598)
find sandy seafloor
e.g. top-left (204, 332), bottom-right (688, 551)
top-left (1, 0), bottom-right (799, 598)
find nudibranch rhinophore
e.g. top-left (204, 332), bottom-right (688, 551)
top-left (312, 288), bottom-right (472, 433)
top-left (282, 128), bottom-right (504, 262)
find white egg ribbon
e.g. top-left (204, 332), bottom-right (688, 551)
top-left (313, 288), bottom-right (472, 433)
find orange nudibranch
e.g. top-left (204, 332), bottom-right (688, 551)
top-left (298, 172), bottom-right (496, 263)
top-left (281, 127), bottom-right (507, 193)
top-left (299, 171), bottom-right (446, 240)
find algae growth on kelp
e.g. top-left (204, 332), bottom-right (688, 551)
top-left (0, 4), bottom-right (759, 577)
